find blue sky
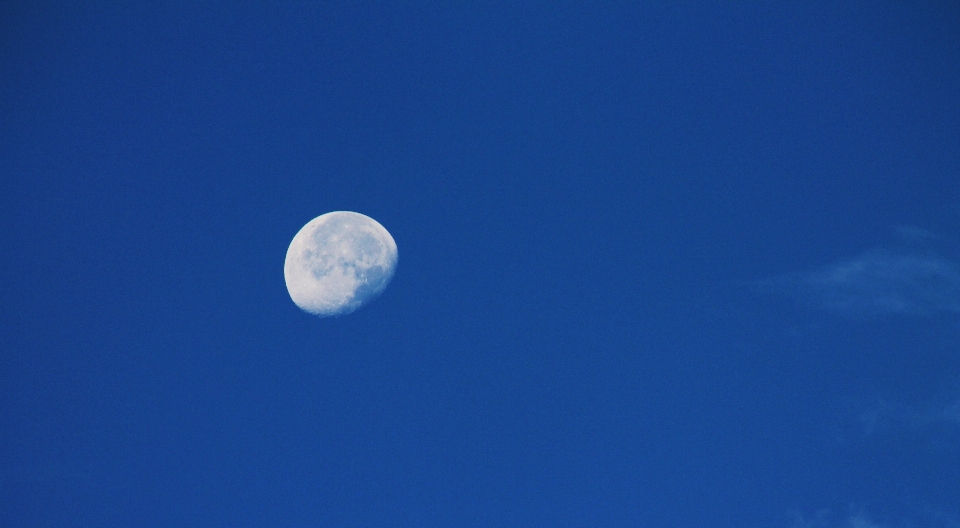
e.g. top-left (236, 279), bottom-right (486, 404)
top-left (2, 2), bottom-right (959, 526)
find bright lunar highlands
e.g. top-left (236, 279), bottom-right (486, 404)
top-left (284, 211), bottom-right (398, 316)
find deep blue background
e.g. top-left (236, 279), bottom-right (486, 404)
top-left (2, 2), bottom-right (959, 526)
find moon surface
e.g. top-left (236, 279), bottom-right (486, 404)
top-left (284, 211), bottom-right (398, 316)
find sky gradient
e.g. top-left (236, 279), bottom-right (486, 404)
top-left (2, 2), bottom-right (959, 526)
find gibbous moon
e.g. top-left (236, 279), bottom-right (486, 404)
top-left (284, 211), bottom-right (398, 316)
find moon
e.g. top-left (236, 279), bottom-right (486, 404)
top-left (284, 211), bottom-right (398, 316)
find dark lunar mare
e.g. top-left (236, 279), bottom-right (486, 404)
top-left (308, 214), bottom-right (396, 303)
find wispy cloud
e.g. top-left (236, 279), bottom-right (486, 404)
top-left (892, 225), bottom-right (941, 244)
top-left (916, 398), bottom-right (960, 428)
top-left (854, 397), bottom-right (960, 437)
top-left (790, 506), bottom-right (959, 528)
top-left (934, 400), bottom-right (960, 424)
top-left (791, 512), bottom-right (882, 528)
top-left (754, 251), bottom-right (960, 319)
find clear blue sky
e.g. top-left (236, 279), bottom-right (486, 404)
top-left (2, 2), bottom-right (959, 526)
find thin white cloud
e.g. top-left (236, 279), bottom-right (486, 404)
top-left (920, 399), bottom-right (960, 427)
top-left (791, 509), bottom-right (884, 528)
top-left (893, 225), bottom-right (941, 244)
top-left (855, 397), bottom-right (960, 436)
top-left (755, 251), bottom-right (960, 318)
top-left (938, 400), bottom-right (960, 423)
top-left (790, 506), bottom-right (959, 528)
